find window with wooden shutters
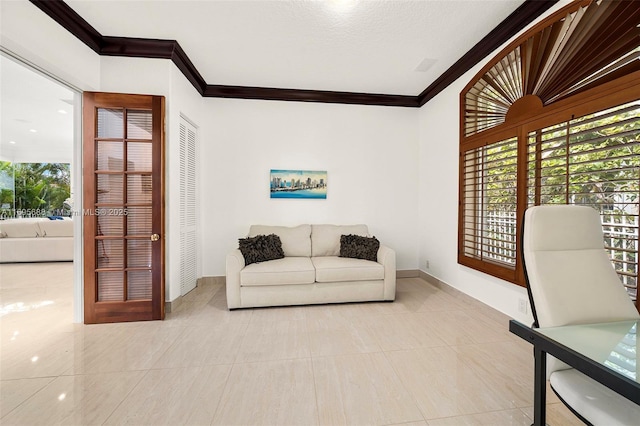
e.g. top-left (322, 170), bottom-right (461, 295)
top-left (459, 0), bottom-right (640, 310)
top-left (461, 136), bottom-right (518, 279)
top-left (526, 101), bottom-right (640, 301)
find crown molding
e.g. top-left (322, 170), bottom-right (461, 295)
top-left (417, 0), bottom-right (558, 106)
top-left (30, 0), bottom-right (557, 107)
top-left (204, 85), bottom-right (419, 107)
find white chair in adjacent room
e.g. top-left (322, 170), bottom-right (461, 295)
top-left (522, 205), bottom-right (640, 426)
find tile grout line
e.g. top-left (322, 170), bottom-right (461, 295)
top-left (99, 368), bottom-right (153, 425)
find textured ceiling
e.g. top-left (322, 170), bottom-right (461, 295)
top-left (0, 0), bottom-right (533, 163)
top-left (65, 0), bottom-right (526, 96)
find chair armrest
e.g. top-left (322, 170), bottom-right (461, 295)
top-left (377, 244), bottom-right (396, 301)
top-left (225, 249), bottom-right (246, 309)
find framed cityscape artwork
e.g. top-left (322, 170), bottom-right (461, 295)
top-left (270, 169), bottom-right (327, 199)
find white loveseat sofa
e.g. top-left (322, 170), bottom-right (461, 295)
top-left (226, 224), bottom-right (396, 309)
top-left (0, 218), bottom-right (74, 263)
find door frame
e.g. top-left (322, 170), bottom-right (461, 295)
top-left (0, 49), bottom-right (85, 323)
top-left (82, 92), bottom-right (165, 323)
top-left (73, 87), bottom-right (84, 323)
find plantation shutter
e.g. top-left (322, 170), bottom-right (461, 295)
top-left (179, 117), bottom-right (198, 296)
top-left (460, 136), bottom-right (519, 282)
top-left (458, 0), bottom-right (640, 311)
top-left (464, 0), bottom-right (640, 137)
top-left (526, 101), bottom-right (640, 301)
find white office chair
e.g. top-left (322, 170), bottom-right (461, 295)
top-left (522, 205), bottom-right (640, 425)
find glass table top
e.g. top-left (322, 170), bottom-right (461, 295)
top-left (537, 320), bottom-right (638, 383)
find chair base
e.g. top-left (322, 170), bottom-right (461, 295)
top-left (550, 369), bottom-right (640, 426)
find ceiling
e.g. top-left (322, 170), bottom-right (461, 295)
top-left (0, 0), bottom-right (535, 164)
top-left (0, 55), bottom-right (75, 163)
top-left (64, 0), bottom-right (527, 96)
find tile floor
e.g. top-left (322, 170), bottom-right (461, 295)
top-left (0, 262), bottom-right (582, 425)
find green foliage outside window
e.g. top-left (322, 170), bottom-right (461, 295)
top-left (479, 101), bottom-right (639, 297)
top-left (0, 161), bottom-right (71, 215)
top-left (482, 103), bottom-right (639, 218)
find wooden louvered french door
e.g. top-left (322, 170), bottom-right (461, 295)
top-left (83, 92), bottom-right (165, 324)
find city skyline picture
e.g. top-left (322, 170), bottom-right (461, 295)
top-left (270, 169), bottom-right (327, 199)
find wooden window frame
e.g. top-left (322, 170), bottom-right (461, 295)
top-left (459, 0), bottom-right (640, 310)
top-left (459, 71), bottom-right (640, 291)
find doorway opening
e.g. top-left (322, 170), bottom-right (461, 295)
top-left (0, 52), bottom-right (82, 324)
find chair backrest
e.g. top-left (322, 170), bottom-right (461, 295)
top-left (522, 205), bottom-right (639, 329)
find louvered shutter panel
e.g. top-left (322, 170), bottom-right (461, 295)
top-left (180, 118), bottom-right (198, 296)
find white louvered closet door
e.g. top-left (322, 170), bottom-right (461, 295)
top-left (179, 117), bottom-right (198, 296)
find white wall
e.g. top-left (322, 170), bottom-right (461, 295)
top-left (167, 64), bottom-right (205, 300)
top-left (417, 1), bottom-right (571, 323)
top-left (100, 56), bottom-right (205, 302)
top-left (418, 82), bottom-right (534, 324)
top-left (2, 0), bottom-right (576, 318)
top-left (201, 98), bottom-right (419, 276)
top-left (0, 0), bottom-right (100, 91)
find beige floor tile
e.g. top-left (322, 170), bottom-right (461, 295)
top-left (0, 377), bottom-right (55, 419)
top-left (520, 402), bottom-right (585, 426)
top-left (427, 408), bottom-right (532, 426)
top-left (250, 305), bottom-right (307, 323)
top-left (313, 352), bottom-right (423, 425)
top-left (417, 310), bottom-right (512, 345)
top-left (152, 322), bottom-right (247, 368)
top-left (545, 403), bottom-right (587, 426)
top-left (415, 288), bottom-right (471, 313)
top-left (387, 347), bottom-right (515, 419)
top-left (0, 262), bottom-right (73, 289)
top-left (64, 323), bottom-right (184, 374)
top-left (350, 299), bottom-right (418, 316)
top-left (213, 358), bottom-right (318, 425)
top-left (396, 277), bottom-right (431, 292)
top-left (364, 312), bottom-right (448, 351)
top-left (182, 290), bottom-right (254, 326)
top-left (390, 289), bottom-right (431, 313)
top-left (236, 318), bottom-right (311, 363)
top-left (451, 340), bottom-right (535, 407)
top-left (0, 265), bottom-right (578, 426)
top-left (104, 365), bottom-right (232, 425)
top-left (307, 314), bottom-right (381, 357)
top-left (0, 331), bottom-right (77, 380)
top-left (0, 371), bottom-right (145, 425)
top-left (301, 302), bottom-right (370, 322)
top-left (473, 302), bottom-right (513, 328)
top-left (0, 304), bottom-right (76, 336)
top-left (181, 282), bottom-right (222, 305)
top-left (1, 265), bottom-right (76, 335)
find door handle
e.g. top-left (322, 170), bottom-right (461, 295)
top-left (150, 233), bottom-right (160, 242)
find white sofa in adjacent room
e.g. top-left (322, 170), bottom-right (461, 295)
top-left (0, 218), bottom-right (74, 263)
top-left (225, 224), bottom-right (396, 309)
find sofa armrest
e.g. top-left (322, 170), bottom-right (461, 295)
top-left (377, 244), bottom-right (396, 301)
top-left (225, 249), bottom-right (246, 309)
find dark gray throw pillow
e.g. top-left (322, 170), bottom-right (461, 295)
top-left (238, 234), bottom-right (285, 265)
top-left (339, 234), bottom-right (380, 261)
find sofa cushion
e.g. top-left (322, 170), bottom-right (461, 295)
top-left (238, 234), bottom-right (285, 265)
top-left (241, 257), bottom-right (315, 286)
top-left (312, 256), bottom-right (384, 283)
top-left (340, 234), bottom-right (380, 261)
top-left (249, 224), bottom-right (311, 257)
top-left (38, 218), bottom-right (74, 237)
top-left (0, 219), bottom-right (42, 238)
top-left (311, 224), bottom-right (369, 257)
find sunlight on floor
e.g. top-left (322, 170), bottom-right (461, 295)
top-left (0, 262), bottom-right (583, 425)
